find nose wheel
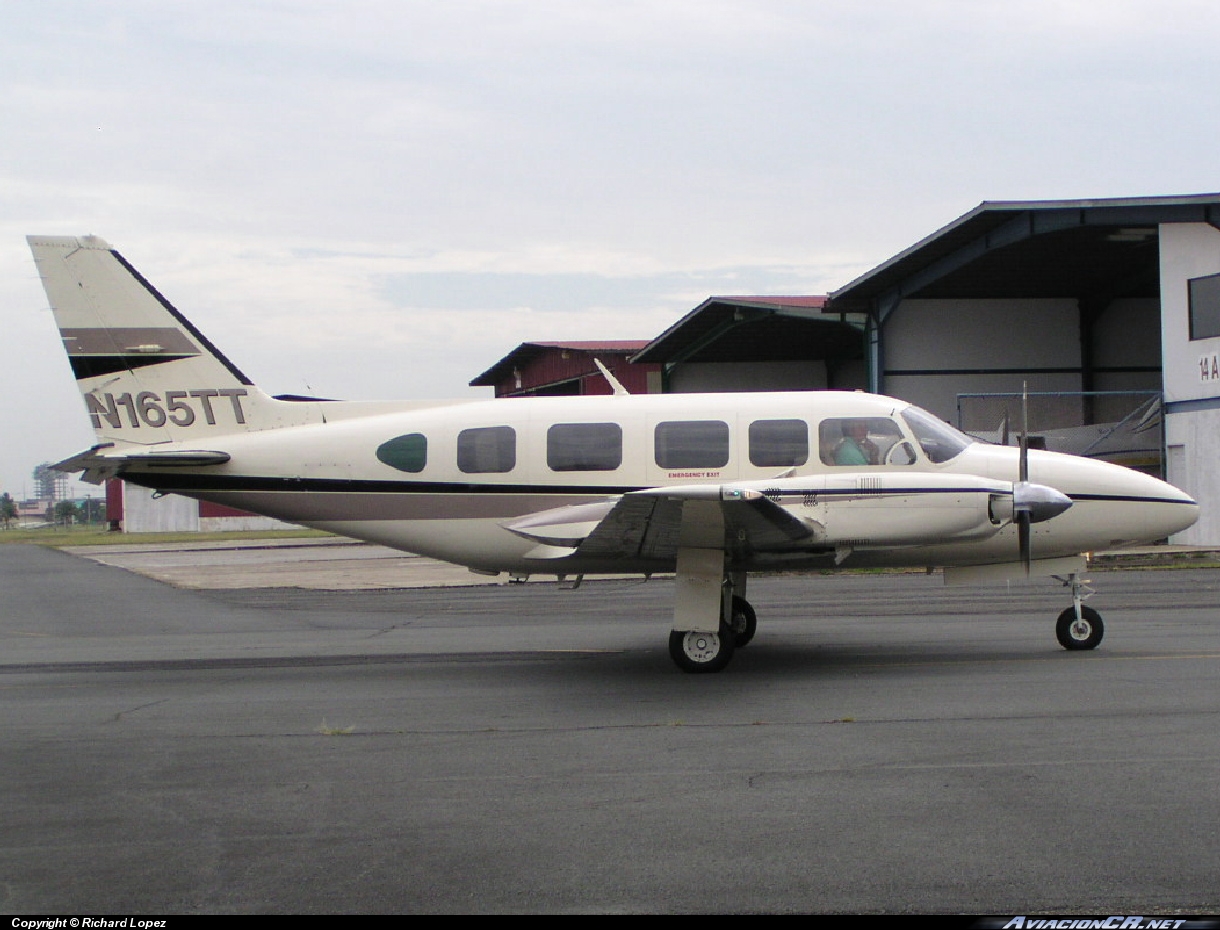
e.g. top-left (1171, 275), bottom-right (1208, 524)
top-left (1056, 605), bottom-right (1104, 650)
top-left (1051, 573), bottom-right (1103, 650)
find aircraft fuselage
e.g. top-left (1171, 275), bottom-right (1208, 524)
top-left (112, 390), bottom-right (1197, 575)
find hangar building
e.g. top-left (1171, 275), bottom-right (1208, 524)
top-left (627, 194), bottom-right (1220, 544)
top-left (470, 341), bottom-right (661, 397)
top-left (634, 296), bottom-right (866, 393)
top-left (817, 194), bottom-right (1220, 545)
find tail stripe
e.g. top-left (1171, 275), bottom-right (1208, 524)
top-left (109, 249), bottom-right (254, 386)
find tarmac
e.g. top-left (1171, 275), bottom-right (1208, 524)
top-left (3, 539), bottom-right (1219, 914)
top-left (55, 535), bottom-right (1220, 593)
top-left (58, 536), bottom-right (505, 590)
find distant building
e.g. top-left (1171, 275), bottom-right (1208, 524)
top-left (15, 499), bottom-right (53, 525)
top-left (469, 341), bottom-right (661, 397)
top-left (472, 193), bottom-right (1220, 545)
top-left (105, 479), bottom-right (296, 533)
top-left (631, 296), bottom-right (865, 393)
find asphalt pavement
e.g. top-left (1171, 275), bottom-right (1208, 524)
top-left (2, 542), bottom-right (1218, 914)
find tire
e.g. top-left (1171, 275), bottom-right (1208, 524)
top-left (1056, 605), bottom-right (1104, 650)
top-left (729, 595), bottom-right (757, 647)
top-left (669, 625), bottom-right (735, 673)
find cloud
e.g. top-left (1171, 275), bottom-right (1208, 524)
top-left (4, 0), bottom-right (1220, 492)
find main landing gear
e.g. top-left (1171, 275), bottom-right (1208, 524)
top-left (666, 565), bottom-right (1105, 671)
top-left (667, 538), bottom-right (755, 673)
top-left (667, 594), bottom-right (757, 674)
top-left (1053, 573), bottom-right (1104, 651)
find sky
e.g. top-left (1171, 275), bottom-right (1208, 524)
top-left (3, 0), bottom-right (1220, 497)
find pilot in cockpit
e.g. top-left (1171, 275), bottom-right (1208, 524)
top-left (834, 420), bottom-right (879, 466)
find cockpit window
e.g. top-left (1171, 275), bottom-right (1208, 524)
top-left (900, 406), bottom-right (973, 464)
top-left (819, 417), bottom-right (912, 466)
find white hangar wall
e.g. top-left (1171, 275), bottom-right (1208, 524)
top-left (1092, 298), bottom-right (1163, 387)
top-left (1160, 222), bottom-right (1220, 544)
top-left (1089, 297), bottom-right (1164, 422)
top-left (669, 359), bottom-right (829, 393)
top-left (882, 299), bottom-right (1083, 425)
top-left (881, 296), bottom-right (1163, 430)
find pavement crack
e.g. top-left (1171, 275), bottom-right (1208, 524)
top-left (109, 698), bottom-right (172, 723)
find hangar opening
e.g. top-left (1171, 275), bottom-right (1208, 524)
top-left (471, 194), bottom-right (1220, 544)
top-left (631, 296), bottom-right (867, 393)
top-left (819, 196), bottom-right (1220, 500)
top-left (827, 199), bottom-right (1163, 425)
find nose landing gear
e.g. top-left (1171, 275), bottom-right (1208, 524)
top-left (1053, 573), bottom-right (1103, 650)
top-left (1056, 605), bottom-right (1104, 650)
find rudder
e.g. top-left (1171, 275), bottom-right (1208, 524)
top-left (28, 236), bottom-right (294, 444)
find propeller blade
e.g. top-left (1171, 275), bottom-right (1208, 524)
top-left (1019, 384), bottom-right (1030, 572)
top-left (1018, 510), bottom-right (1031, 574)
top-left (1019, 385), bottom-right (1029, 484)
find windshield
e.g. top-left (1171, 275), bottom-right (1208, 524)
top-left (900, 406), bottom-right (974, 464)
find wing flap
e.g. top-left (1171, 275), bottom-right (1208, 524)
top-left (505, 484), bottom-right (818, 563)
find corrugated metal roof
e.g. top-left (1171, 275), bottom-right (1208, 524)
top-left (706, 295), bottom-right (828, 308)
top-left (470, 341), bottom-right (651, 387)
top-left (631, 295), bottom-right (848, 364)
top-left (827, 193), bottom-right (1220, 315)
top-left (528, 340), bottom-right (651, 351)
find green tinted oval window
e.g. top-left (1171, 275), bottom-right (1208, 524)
top-left (376, 433), bottom-right (427, 473)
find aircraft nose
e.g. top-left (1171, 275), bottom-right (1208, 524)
top-left (1159, 485), bottom-right (1200, 536)
top-left (1018, 448), bottom-right (1201, 546)
top-left (1121, 470), bottom-right (1199, 540)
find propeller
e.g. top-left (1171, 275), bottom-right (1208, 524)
top-left (1011, 385), bottom-right (1072, 573)
top-left (1017, 387), bottom-right (1031, 571)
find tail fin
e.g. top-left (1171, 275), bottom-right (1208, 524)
top-left (28, 236), bottom-right (297, 445)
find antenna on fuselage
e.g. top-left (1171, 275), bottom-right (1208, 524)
top-left (593, 358), bottom-right (629, 395)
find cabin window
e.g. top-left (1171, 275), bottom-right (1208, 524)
top-left (654, 420), bottom-right (730, 469)
top-left (748, 419), bottom-right (808, 467)
top-left (457, 426), bottom-right (516, 473)
top-left (547, 422), bottom-right (622, 471)
top-left (376, 433), bottom-right (427, 473)
top-left (818, 417), bottom-right (912, 466)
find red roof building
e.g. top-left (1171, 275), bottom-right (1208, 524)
top-left (469, 341), bottom-right (661, 397)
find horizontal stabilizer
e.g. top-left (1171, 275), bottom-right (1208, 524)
top-left (53, 444), bottom-right (231, 484)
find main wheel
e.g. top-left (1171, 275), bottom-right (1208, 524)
top-left (669, 625), bottom-right (735, 673)
top-left (729, 595), bottom-right (757, 647)
top-left (1055, 605), bottom-right (1104, 650)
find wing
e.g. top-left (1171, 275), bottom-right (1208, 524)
top-left (503, 485), bottom-right (817, 562)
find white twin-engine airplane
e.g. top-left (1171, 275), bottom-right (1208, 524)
top-left (29, 235), bottom-right (1200, 672)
